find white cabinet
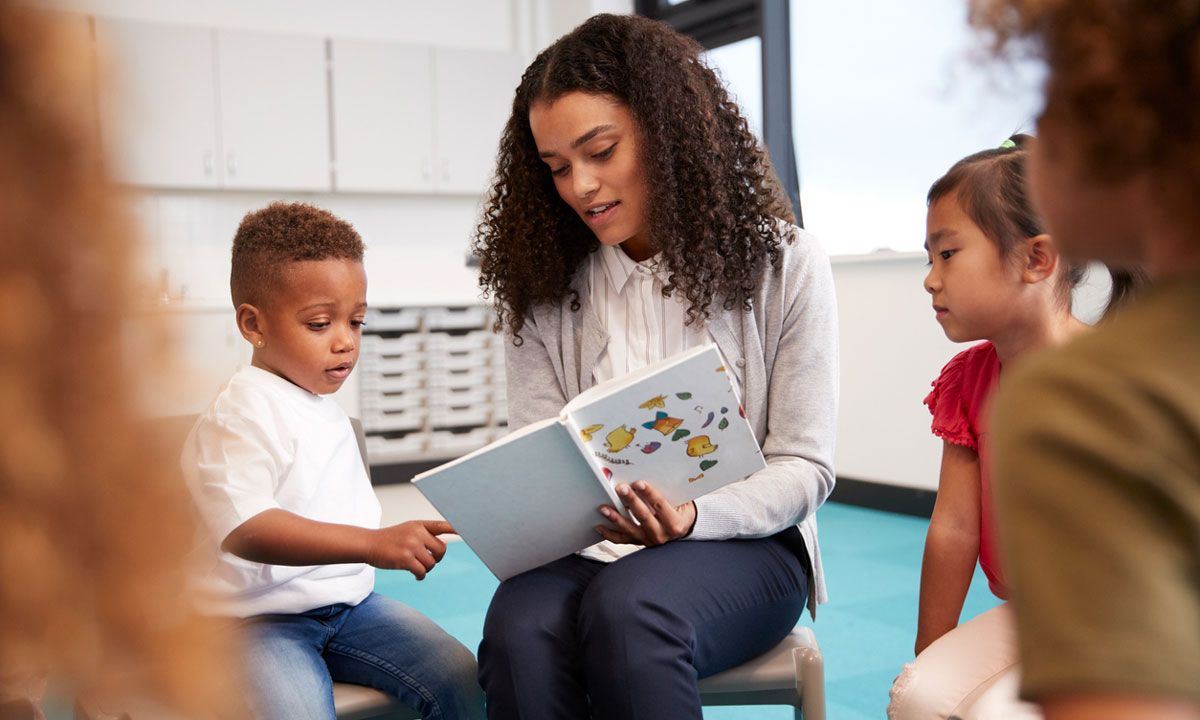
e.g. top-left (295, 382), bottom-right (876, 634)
top-left (330, 39), bottom-right (434, 193)
top-left (432, 48), bottom-right (526, 194)
top-left (95, 19), bottom-right (221, 188)
top-left (216, 30), bottom-right (331, 191)
top-left (330, 41), bottom-right (524, 195)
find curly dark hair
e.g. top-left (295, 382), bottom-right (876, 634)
top-left (473, 13), bottom-right (795, 340)
top-left (231, 201), bottom-right (364, 308)
top-left (970, 0), bottom-right (1200, 218)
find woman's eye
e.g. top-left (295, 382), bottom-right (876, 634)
top-left (551, 165), bottom-right (569, 177)
top-left (592, 144), bottom-right (616, 160)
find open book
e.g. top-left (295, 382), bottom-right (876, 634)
top-left (413, 344), bottom-right (765, 580)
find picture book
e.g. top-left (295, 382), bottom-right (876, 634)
top-left (412, 344), bottom-right (765, 580)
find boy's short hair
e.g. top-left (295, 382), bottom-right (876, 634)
top-left (230, 202), bottom-right (364, 308)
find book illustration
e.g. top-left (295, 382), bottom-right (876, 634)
top-left (643, 412), bottom-right (682, 435)
top-left (721, 406), bottom-right (728, 413)
top-left (640, 442), bottom-right (661, 454)
top-left (605, 425), bottom-right (636, 452)
top-left (718, 418), bottom-right (729, 430)
top-left (686, 436), bottom-right (717, 456)
top-left (671, 428), bottom-right (690, 441)
top-left (740, 405), bottom-right (746, 417)
top-left (701, 411), bottom-right (715, 428)
top-left (716, 366), bottom-right (725, 372)
top-left (639, 395), bottom-right (666, 409)
top-left (688, 473), bottom-right (704, 483)
top-left (676, 392), bottom-right (692, 400)
top-left (579, 424), bottom-right (603, 442)
top-left (700, 459), bottom-right (718, 471)
top-left (602, 467), bottom-right (613, 480)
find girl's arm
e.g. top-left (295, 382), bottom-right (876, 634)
top-left (914, 440), bottom-right (982, 655)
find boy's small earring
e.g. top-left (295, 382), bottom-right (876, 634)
top-left (256, 339), bottom-right (264, 347)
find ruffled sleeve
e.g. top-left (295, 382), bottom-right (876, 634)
top-left (925, 349), bottom-right (978, 450)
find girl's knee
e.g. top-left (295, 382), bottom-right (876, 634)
top-left (887, 662), bottom-right (950, 720)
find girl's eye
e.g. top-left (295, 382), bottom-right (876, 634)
top-left (551, 165), bottom-right (569, 177)
top-left (592, 144), bottom-right (616, 160)
top-left (307, 322), bottom-right (330, 330)
top-left (351, 320), bottom-right (366, 328)
top-left (939, 249), bottom-right (957, 261)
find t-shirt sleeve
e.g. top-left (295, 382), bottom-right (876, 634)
top-left (925, 350), bottom-right (977, 450)
top-left (182, 412), bottom-right (286, 544)
top-left (991, 354), bottom-right (1200, 702)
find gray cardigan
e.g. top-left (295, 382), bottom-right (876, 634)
top-left (503, 225), bottom-right (839, 616)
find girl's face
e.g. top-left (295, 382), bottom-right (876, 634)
top-left (924, 191), bottom-right (1027, 343)
top-left (529, 92), bottom-right (652, 260)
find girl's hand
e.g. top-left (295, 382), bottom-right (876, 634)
top-left (596, 481), bottom-right (697, 546)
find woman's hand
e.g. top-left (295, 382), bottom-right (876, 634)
top-left (596, 481), bottom-right (697, 546)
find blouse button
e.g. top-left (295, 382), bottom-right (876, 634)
top-left (736, 358), bottom-right (746, 368)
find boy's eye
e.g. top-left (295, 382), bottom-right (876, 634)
top-left (307, 322), bottom-right (330, 330)
top-left (351, 319), bottom-right (366, 328)
top-left (940, 249), bottom-right (957, 261)
top-left (592, 144), bottom-right (616, 160)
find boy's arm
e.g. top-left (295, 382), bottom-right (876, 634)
top-left (223, 510), bottom-right (455, 580)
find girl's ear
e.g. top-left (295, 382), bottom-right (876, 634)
top-left (236, 303), bottom-right (266, 348)
top-left (1022, 233), bottom-right (1059, 284)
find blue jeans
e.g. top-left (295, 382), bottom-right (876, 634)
top-left (239, 592), bottom-right (484, 720)
top-left (478, 531), bottom-right (810, 720)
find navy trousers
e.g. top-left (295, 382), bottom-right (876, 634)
top-left (477, 530), bottom-right (810, 720)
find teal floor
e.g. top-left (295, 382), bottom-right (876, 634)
top-left (376, 501), bottom-right (1002, 720)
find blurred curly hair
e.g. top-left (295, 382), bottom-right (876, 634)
top-left (473, 13), bottom-right (795, 340)
top-left (231, 201), bottom-right (364, 308)
top-left (970, 0), bottom-right (1200, 215)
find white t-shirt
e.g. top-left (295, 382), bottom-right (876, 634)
top-left (182, 364), bottom-right (381, 617)
top-left (580, 244), bottom-right (722, 562)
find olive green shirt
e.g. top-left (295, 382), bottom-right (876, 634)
top-left (991, 270), bottom-right (1200, 703)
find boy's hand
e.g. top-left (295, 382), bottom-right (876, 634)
top-left (595, 481), bottom-right (697, 546)
top-left (367, 520), bottom-right (455, 580)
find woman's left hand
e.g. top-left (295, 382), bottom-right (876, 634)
top-left (596, 481), bottom-right (697, 546)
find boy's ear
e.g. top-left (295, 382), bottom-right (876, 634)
top-left (1022, 233), bottom-right (1059, 284)
top-left (236, 303), bottom-right (266, 348)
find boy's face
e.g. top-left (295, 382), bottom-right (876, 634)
top-left (249, 258), bottom-right (367, 395)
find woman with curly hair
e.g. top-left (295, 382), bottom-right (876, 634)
top-left (971, 1), bottom-right (1200, 719)
top-left (472, 13), bottom-right (837, 719)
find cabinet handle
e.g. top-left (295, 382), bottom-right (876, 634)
top-left (226, 152), bottom-right (237, 177)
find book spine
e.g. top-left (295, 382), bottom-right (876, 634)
top-left (560, 414), bottom-right (628, 517)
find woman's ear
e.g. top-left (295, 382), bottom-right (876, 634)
top-left (236, 303), bottom-right (266, 348)
top-left (1022, 233), bottom-right (1059, 284)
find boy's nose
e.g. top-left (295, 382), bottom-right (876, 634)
top-left (923, 268), bottom-right (939, 294)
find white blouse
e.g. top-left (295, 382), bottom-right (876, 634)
top-left (580, 243), bottom-right (718, 562)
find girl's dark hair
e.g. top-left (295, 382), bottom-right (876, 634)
top-left (928, 134), bottom-right (1087, 302)
top-left (473, 13), bottom-right (794, 340)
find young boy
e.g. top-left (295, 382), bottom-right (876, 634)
top-left (182, 202), bottom-right (484, 719)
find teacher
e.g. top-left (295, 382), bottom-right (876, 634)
top-left (472, 13), bottom-right (838, 720)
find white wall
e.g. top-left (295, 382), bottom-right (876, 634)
top-left (832, 253), bottom-right (1115, 490)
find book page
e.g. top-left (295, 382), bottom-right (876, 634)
top-left (562, 345), bottom-right (766, 508)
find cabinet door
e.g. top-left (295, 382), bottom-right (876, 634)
top-left (432, 48), bottom-right (525, 195)
top-left (216, 30), bottom-right (331, 191)
top-left (94, 19), bottom-right (220, 188)
top-left (330, 39), bottom-right (434, 193)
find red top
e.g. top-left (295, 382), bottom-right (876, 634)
top-left (924, 341), bottom-right (1007, 599)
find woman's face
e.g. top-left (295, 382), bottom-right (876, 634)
top-left (529, 92), bottom-right (652, 259)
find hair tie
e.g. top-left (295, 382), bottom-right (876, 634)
top-left (1000, 138), bottom-right (1017, 149)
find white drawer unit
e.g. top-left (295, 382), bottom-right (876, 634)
top-left (359, 304), bottom-right (509, 469)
